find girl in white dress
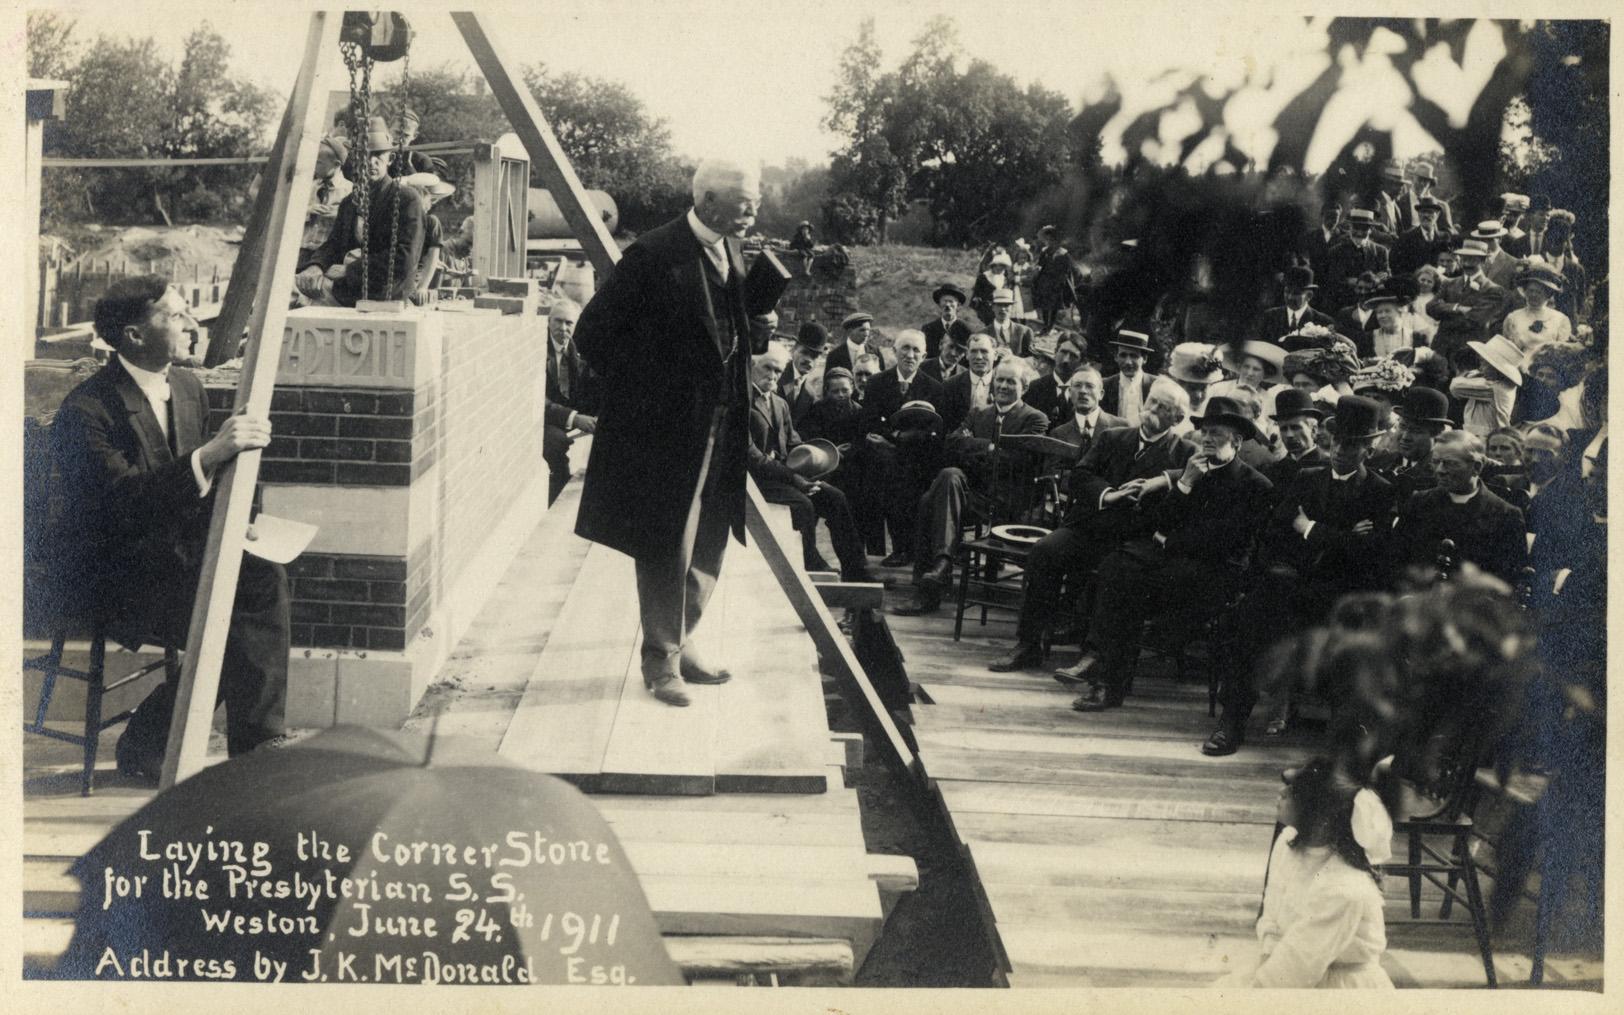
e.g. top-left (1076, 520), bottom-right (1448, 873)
top-left (1219, 758), bottom-right (1395, 989)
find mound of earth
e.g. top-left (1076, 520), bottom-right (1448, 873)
top-left (61, 223), bottom-right (245, 281)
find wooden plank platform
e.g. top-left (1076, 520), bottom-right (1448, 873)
top-left (876, 584), bottom-right (1604, 990)
top-left (499, 491), bottom-right (830, 795)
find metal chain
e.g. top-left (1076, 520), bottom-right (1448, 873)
top-left (340, 40), bottom-right (375, 301)
top-left (384, 44), bottom-right (412, 300)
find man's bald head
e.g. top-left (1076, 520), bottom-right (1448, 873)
top-left (692, 159), bottom-right (761, 237)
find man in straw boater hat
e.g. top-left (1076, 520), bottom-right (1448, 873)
top-left (296, 115), bottom-right (426, 306)
top-left (1201, 395), bottom-right (1397, 756)
top-left (746, 345), bottom-right (880, 585)
top-left (1468, 216), bottom-right (1520, 290)
top-left (921, 282), bottom-right (969, 359)
top-left (892, 358), bottom-right (1049, 616)
top-left (857, 329), bottom-right (946, 567)
top-left (1451, 334), bottom-right (1524, 438)
top-left (1256, 266), bottom-right (1335, 346)
top-left (1367, 385), bottom-right (1453, 503)
top-left (1100, 329), bottom-right (1157, 428)
top-left (1388, 430), bottom-right (1529, 588)
top-left (1426, 232), bottom-right (1509, 362)
top-left (826, 310), bottom-right (875, 377)
top-left (573, 158), bottom-right (762, 708)
top-left (985, 375), bottom-right (1197, 674)
top-left (1056, 396), bottom-right (1273, 712)
top-left (1324, 208), bottom-right (1390, 310)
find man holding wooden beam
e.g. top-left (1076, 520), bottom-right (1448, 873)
top-left (50, 276), bottom-right (290, 781)
top-left (572, 160), bottom-right (763, 708)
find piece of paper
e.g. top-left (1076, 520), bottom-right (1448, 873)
top-left (243, 513), bottom-right (319, 564)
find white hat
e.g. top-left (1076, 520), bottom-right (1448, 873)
top-left (1468, 335), bottom-right (1524, 387)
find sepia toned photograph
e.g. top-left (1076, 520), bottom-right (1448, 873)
top-left (8, 1), bottom-right (1613, 1006)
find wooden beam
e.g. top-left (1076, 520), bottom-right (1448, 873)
top-left (160, 12), bottom-right (340, 788)
top-left (744, 481), bottom-right (921, 785)
top-left (42, 156), bottom-right (269, 168)
top-left (451, 11), bottom-right (619, 277)
top-left (811, 582), bottom-right (885, 611)
top-left (202, 93), bottom-right (297, 367)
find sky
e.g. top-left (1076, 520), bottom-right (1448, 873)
top-left (29, 0), bottom-right (1362, 167)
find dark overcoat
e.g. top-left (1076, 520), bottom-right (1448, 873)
top-left (572, 215), bottom-right (752, 561)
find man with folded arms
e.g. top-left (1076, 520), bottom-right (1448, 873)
top-left (989, 377), bottom-right (1195, 673)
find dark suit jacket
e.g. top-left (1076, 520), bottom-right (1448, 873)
top-left (939, 369), bottom-right (997, 434)
top-left (985, 320), bottom-right (1035, 357)
top-left (573, 213), bottom-right (752, 560)
top-left (1368, 449), bottom-right (1440, 504)
top-left (1324, 239), bottom-right (1391, 306)
top-left (1099, 371), bottom-right (1154, 419)
top-left (49, 360), bottom-right (213, 632)
top-left (1390, 484), bottom-right (1528, 587)
top-left (1151, 458), bottom-right (1274, 568)
top-left (746, 388), bottom-right (802, 491)
top-left (859, 368), bottom-right (945, 438)
top-left (921, 318), bottom-right (950, 359)
top-left (1390, 226), bottom-right (1456, 275)
top-left (1298, 225), bottom-right (1346, 284)
top-left (798, 397), bottom-right (864, 446)
top-left (776, 365), bottom-right (819, 424)
top-left (1262, 448), bottom-right (1329, 492)
top-left (1333, 305), bottom-right (1380, 355)
top-left (543, 343), bottom-right (596, 429)
top-left (824, 339), bottom-right (870, 379)
top-left (1050, 409), bottom-right (1128, 464)
top-left (919, 356), bottom-right (961, 385)
top-left (300, 175), bottom-right (426, 305)
top-left (1427, 275), bottom-right (1509, 360)
top-left (1024, 372), bottom-right (1068, 426)
top-left (1064, 426), bottom-right (1196, 537)
top-left (1255, 306), bottom-right (1335, 345)
top-left (944, 401), bottom-right (1050, 466)
top-left (1259, 465), bottom-right (1396, 584)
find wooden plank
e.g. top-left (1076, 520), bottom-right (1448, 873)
top-left (965, 837), bottom-right (1266, 896)
top-left (914, 726), bottom-right (1307, 779)
top-left (936, 779), bottom-right (1277, 825)
top-left (161, 12), bottom-right (341, 788)
top-left (811, 581), bottom-right (885, 610)
top-left (743, 481), bottom-right (920, 785)
top-left (498, 542), bottom-right (639, 778)
top-left (452, 12), bottom-right (619, 277)
top-left (709, 548), bottom-right (829, 794)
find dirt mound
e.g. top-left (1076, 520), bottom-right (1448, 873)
top-left (846, 244), bottom-right (978, 331)
top-left (66, 224), bottom-right (245, 280)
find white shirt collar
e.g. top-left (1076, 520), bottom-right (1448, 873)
top-left (686, 207), bottom-right (725, 248)
top-left (1331, 469), bottom-right (1357, 481)
top-left (119, 355), bottom-right (171, 399)
top-left (1074, 408), bottom-right (1100, 430)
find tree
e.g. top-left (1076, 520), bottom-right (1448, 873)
top-left (27, 10), bottom-right (80, 80)
top-left (822, 18), bottom-right (909, 243)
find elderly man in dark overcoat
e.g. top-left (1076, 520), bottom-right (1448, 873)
top-left (572, 160), bottom-right (763, 707)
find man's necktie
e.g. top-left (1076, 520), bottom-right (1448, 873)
top-left (555, 354), bottom-right (570, 401)
top-left (164, 396), bottom-right (178, 458)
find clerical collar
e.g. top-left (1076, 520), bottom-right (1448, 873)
top-left (1331, 468), bottom-right (1357, 481)
top-left (686, 208), bottom-right (725, 248)
top-left (119, 354), bottom-right (171, 392)
top-left (1447, 483), bottom-right (1480, 505)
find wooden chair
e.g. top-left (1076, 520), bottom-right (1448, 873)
top-left (950, 442), bottom-right (1056, 639)
top-left (25, 627), bottom-right (178, 796)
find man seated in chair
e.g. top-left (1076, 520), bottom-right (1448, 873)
top-left (857, 329), bottom-right (947, 567)
top-left (49, 276), bottom-right (289, 783)
top-left (1388, 429), bottom-right (1529, 587)
top-left (989, 377), bottom-right (1195, 673)
top-left (747, 346), bottom-right (879, 583)
top-left (893, 359), bottom-right (1049, 616)
top-left (1058, 396), bottom-right (1274, 713)
top-left (1201, 395), bottom-right (1398, 756)
top-left (1049, 366), bottom-right (1127, 461)
top-left (540, 297), bottom-right (598, 505)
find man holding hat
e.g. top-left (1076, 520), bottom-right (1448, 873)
top-left (1391, 196), bottom-right (1456, 275)
top-left (747, 345), bottom-right (877, 584)
top-left (780, 322), bottom-right (828, 424)
top-left (922, 284), bottom-right (968, 359)
top-left (893, 359), bottom-right (1049, 616)
top-left (296, 115), bottom-right (426, 306)
top-left (1257, 267), bottom-right (1335, 346)
top-left (1202, 395), bottom-right (1396, 755)
top-left (1325, 209), bottom-right (1391, 310)
top-left (1059, 396), bottom-right (1273, 711)
top-left (1368, 386), bottom-right (1452, 502)
top-left (827, 311), bottom-right (875, 376)
top-left (300, 134), bottom-right (353, 263)
top-left (858, 329), bottom-right (946, 567)
top-left (1388, 430), bottom-right (1529, 587)
top-left (988, 377), bottom-right (1196, 673)
top-left (1501, 264), bottom-right (1572, 357)
top-left (986, 289), bottom-right (1034, 356)
top-left (1451, 334), bottom-right (1523, 437)
top-left (1261, 388), bottom-right (1328, 490)
top-left (1427, 234), bottom-right (1509, 361)
top-left (1101, 330), bottom-right (1157, 427)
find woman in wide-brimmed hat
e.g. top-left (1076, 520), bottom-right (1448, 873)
top-left (1211, 340), bottom-right (1288, 439)
top-left (1451, 334), bottom-right (1523, 437)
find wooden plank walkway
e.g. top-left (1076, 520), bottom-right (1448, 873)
top-left (499, 495), bottom-right (830, 795)
top-left (881, 589), bottom-right (1604, 989)
top-left (23, 458), bottom-right (915, 985)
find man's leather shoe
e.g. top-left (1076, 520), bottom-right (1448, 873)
top-left (879, 551), bottom-right (914, 568)
top-left (1071, 682), bottom-right (1124, 712)
top-left (989, 641), bottom-right (1044, 672)
top-left (892, 587), bottom-right (941, 616)
top-left (918, 557), bottom-right (952, 591)
top-left (805, 552), bottom-right (834, 573)
top-left (646, 674), bottom-right (691, 707)
top-left (1201, 725), bottom-right (1244, 756)
top-left (680, 656), bottom-right (732, 685)
top-left (1052, 652), bottom-right (1100, 686)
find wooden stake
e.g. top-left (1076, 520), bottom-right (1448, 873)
top-left (451, 11), bottom-right (619, 278)
top-left (160, 11), bottom-right (340, 788)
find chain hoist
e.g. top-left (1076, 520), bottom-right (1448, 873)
top-left (336, 12), bottom-right (414, 302)
top-left (383, 44), bottom-right (412, 299)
